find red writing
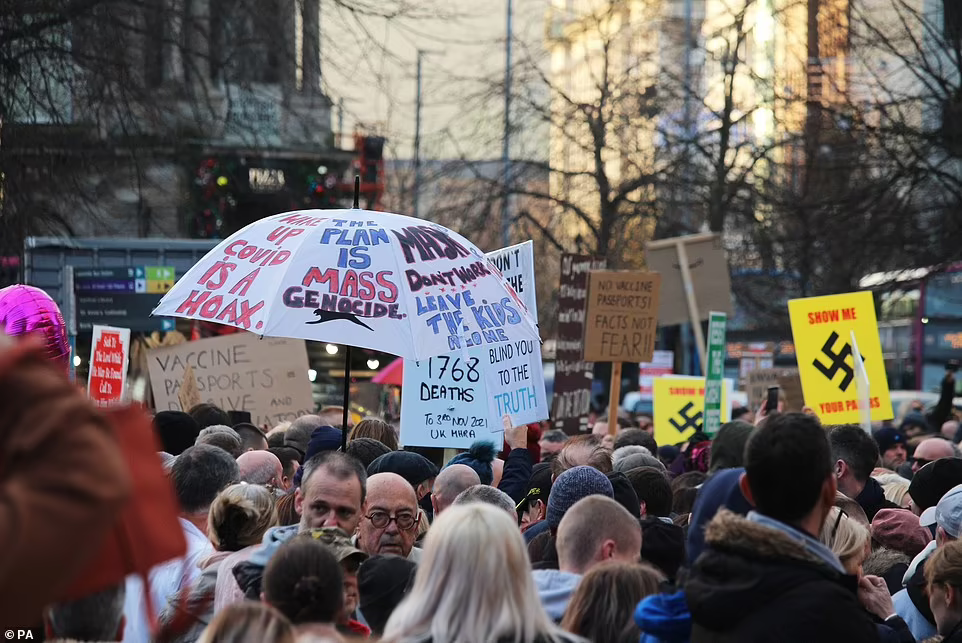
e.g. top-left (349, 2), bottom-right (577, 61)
top-left (808, 308), bottom-right (857, 325)
top-left (818, 397), bottom-right (881, 414)
top-left (224, 241), bottom-right (291, 265)
top-left (301, 267), bottom-right (398, 303)
top-left (175, 291), bottom-right (265, 330)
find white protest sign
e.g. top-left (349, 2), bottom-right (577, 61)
top-left (87, 325), bottom-right (131, 407)
top-left (147, 332), bottom-right (314, 427)
top-left (400, 241), bottom-right (547, 449)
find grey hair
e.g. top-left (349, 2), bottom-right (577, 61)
top-left (301, 451), bottom-right (368, 505)
top-left (196, 424), bottom-right (243, 458)
top-left (540, 429), bottom-right (569, 444)
top-left (171, 444), bottom-right (241, 514)
top-left (452, 484), bottom-right (517, 517)
top-left (47, 582), bottom-right (126, 641)
top-left (285, 414), bottom-right (325, 454)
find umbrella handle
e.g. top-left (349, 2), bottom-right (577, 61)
top-left (342, 345), bottom-right (352, 451)
top-left (353, 176), bottom-right (360, 208)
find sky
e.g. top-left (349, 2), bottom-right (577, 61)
top-left (320, 0), bottom-right (550, 163)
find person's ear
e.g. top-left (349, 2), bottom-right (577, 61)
top-left (600, 539), bottom-right (617, 560)
top-left (738, 472), bottom-right (756, 506)
top-left (946, 584), bottom-right (957, 608)
top-left (294, 487), bottom-right (304, 516)
top-left (536, 500), bottom-right (547, 521)
top-left (639, 500), bottom-right (647, 517)
top-left (431, 494), bottom-right (440, 516)
top-left (835, 459), bottom-right (847, 479)
top-left (822, 474), bottom-right (837, 508)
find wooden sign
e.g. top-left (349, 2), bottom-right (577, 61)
top-left (177, 364), bottom-right (202, 413)
top-left (583, 271), bottom-right (661, 363)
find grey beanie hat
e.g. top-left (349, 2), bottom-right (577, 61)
top-left (614, 452), bottom-right (667, 473)
top-left (546, 465), bottom-right (614, 529)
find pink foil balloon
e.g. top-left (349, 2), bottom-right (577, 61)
top-left (0, 285), bottom-right (70, 372)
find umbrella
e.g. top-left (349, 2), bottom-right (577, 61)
top-left (152, 192), bottom-right (539, 446)
top-left (372, 357), bottom-right (403, 387)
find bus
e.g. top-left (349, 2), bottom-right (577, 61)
top-left (860, 265), bottom-right (962, 394)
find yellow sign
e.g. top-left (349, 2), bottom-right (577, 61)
top-left (653, 376), bottom-right (731, 446)
top-left (788, 291), bottom-right (893, 424)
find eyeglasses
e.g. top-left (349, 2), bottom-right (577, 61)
top-left (365, 511), bottom-right (419, 530)
top-left (830, 508), bottom-right (848, 548)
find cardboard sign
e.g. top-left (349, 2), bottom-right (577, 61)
top-left (703, 312), bottom-right (727, 436)
top-left (746, 368), bottom-right (801, 410)
top-left (147, 333), bottom-right (314, 427)
top-left (583, 271), bottom-right (661, 363)
top-left (553, 254), bottom-right (607, 434)
top-left (788, 291), bottom-right (893, 423)
top-left (178, 364), bottom-right (202, 413)
top-left (645, 233), bottom-right (734, 326)
top-left (88, 325), bottom-right (131, 407)
top-left (653, 375), bottom-right (732, 446)
top-left (400, 241), bottom-right (548, 449)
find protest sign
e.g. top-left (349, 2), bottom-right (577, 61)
top-left (583, 271), bottom-right (661, 363)
top-left (147, 332), bottom-right (314, 427)
top-left (653, 375), bottom-right (732, 446)
top-left (645, 233), bottom-right (733, 368)
top-left (400, 241), bottom-right (548, 449)
top-left (746, 367), bottom-right (801, 409)
top-left (639, 350), bottom-right (674, 401)
top-left (178, 364), bottom-right (202, 412)
top-left (553, 254), bottom-right (607, 434)
top-left (703, 312), bottom-right (727, 436)
top-left (88, 325), bottom-right (130, 407)
top-left (788, 291), bottom-right (893, 424)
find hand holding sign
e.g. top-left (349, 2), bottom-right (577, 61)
top-left (503, 414), bottom-right (527, 450)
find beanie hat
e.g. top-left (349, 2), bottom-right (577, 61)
top-left (708, 421), bottom-right (754, 472)
top-left (446, 441), bottom-right (498, 485)
top-left (293, 425), bottom-right (343, 486)
top-left (153, 410), bottom-right (201, 456)
top-left (606, 471), bottom-right (641, 519)
top-left (367, 451), bottom-right (440, 489)
top-left (358, 555), bottom-right (417, 635)
top-left (546, 465), bottom-right (614, 529)
top-left (687, 467), bottom-right (753, 564)
top-left (641, 518), bottom-right (686, 581)
top-left (909, 457), bottom-right (962, 511)
top-left (345, 438), bottom-right (392, 469)
top-left (614, 452), bottom-right (666, 473)
top-left (872, 508), bottom-right (933, 558)
top-left (901, 412), bottom-right (932, 435)
top-left (874, 427), bottom-right (908, 455)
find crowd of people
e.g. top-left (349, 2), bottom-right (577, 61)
top-left (4, 328), bottom-right (962, 643)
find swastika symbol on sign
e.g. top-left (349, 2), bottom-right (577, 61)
top-left (813, 331), bottom-right (865, 392)
top-left (669, 402), bottom-right (703, 433)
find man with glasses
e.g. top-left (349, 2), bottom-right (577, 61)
top-left (912, 437), bottom-right (958, 475)
top-left (356, 472), bottom-right (423, 562)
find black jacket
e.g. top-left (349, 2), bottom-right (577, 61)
top-left (857, 477), bottom-right (901, 522)
top-left (498, 447), bottom-right (533, 505)
top-left (685, 510), bottom-right (880, 643)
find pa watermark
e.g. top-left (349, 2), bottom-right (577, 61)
top-left (4, 631), bottom-right (34, 640)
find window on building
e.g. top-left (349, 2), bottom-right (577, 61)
top-left (210, 0), bottom-right (284, 85)
top-left (144, 0), bottom-right (164, 87)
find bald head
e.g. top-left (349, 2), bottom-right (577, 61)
top-left (491, 458), bottom-right (505, 488)
top-left (237, 451), bottom-right (283, 487)
top-left (557, 496), bottom-right (641, 574)
top-left (943, 421), bottom-right (960, 442)
top-left (913, 437), bottom-right (957, 473)
top-left (433, 464), bottom-right (481, 515)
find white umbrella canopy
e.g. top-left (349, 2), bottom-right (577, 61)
top-left (152, 208), bottom-right (540, 361)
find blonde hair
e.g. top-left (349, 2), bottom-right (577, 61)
top-left (881, 479), bottom-right (911, 508)
top-left (561, 562), bottom-right (664, 643)
top-left (208, 483), bottom-right (277, 551)
top-left (197, 602), bottom-right (294, 643)
top-left (381, 504), bottom-right (567, 643)
top-left (349, 416), bottom-right (399, 451)
top-left (926, 539), bottom-right (962, 590)
top-left (820, 506), bottom-right (871, 575)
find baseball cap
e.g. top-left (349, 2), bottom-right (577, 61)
top-left (920, 484), bottom-right (962, 539)
top-left (305, 527), bottom-right (369, 568)
top-left (517, 462), bottom-right (553, 512)
top-left (909, 458), bottom-right (962, 511)
top-left (874, 427), bottom-right (907, 454)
